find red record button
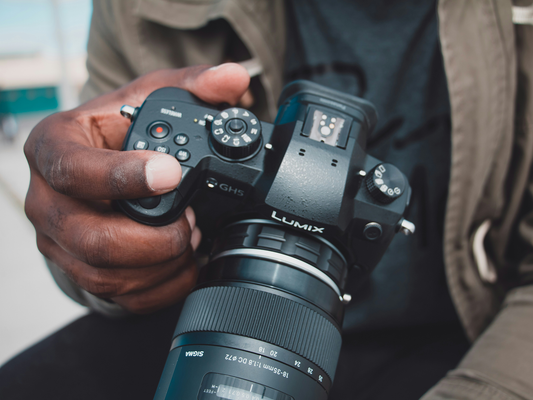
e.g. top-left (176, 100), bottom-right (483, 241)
top-left (149, 122), bottom-right (171, 139)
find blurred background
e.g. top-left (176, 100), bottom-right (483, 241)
top-left (0, 0), bottom-right (92, 366)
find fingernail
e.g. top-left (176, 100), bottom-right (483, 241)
top-left (208, 62), bottom-right (233, 71)
top-left (145, 155), bottom-right (181, 191)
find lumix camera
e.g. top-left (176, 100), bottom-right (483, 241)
top-left (117, 81), bottom-right (414, 400)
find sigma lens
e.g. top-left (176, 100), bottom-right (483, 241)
top-left (153, 220), bottom-right (346, 400)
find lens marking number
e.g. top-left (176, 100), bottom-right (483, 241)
top-left (223, 350), bottom-right (290, 379)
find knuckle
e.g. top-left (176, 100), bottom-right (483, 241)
top-left (77, 224), bottom-right (117, 268)
top-left (24, 186), bottom-right (39, 225)
top-left (35, 235), bottom-right (52, 259)
top-left (107, 154), bottom-right (145, 197)
top-left (107, 161), bottom-right (129, 197)
top-left (24, 116), bottom-right (50, 165)
top-left (43, 148), bottom-right (77, 196)
top-left (46, 206), bottom-right (68, 235)
top-left (23, 136), bottom-right (34, 164)
top-left (83, 269), bottom-right (122, 298)
top-left (168, 221), bottom-right (191, 259)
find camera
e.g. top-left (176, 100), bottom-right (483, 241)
top-left (117, 80), bottom-right (414, 400)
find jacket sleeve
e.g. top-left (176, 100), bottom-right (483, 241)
top-left (79, 0), bottom-right (137, 102)
top-left (422, 16), bottom-right (533, 400)
top-left (421, 286), bottom-right (533, 400)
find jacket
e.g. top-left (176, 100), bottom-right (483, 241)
top-left (46, 0), bottom-right (533, 398)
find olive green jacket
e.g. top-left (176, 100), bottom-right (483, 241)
top-left (47, 0), bottom-right (533, 398)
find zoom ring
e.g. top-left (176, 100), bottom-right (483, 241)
top-left (174, 286), bottom-right (342, 380)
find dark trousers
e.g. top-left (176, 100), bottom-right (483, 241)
top-left (0, 303), bottom-right (470, 400)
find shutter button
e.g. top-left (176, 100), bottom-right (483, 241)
top-left (228, 118), bottom-right (245, 134)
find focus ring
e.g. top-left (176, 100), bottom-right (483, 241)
top-left (174, 286), bottom-right (342, 380)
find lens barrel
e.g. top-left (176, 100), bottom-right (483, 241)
top-left (154, 221), bottom-right (347, 400)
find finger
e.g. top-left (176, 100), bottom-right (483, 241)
top-left (191, 226), bottom-right (202, 251)
top-left (184, 207), bottom-right (196, 231)
top-left (126, 63), bottom-right (251, 106)
top-left (111, 256), bottom-right (198, 314)
top-left (26, 179), bottom-right (192, 269)
top-left (28, 63), bottom-right (250, 200)
top-left (185, 207), bottom-right (202, 251)
top-left (239, 88), bottom-right (255, 109)
top-left (37, 233), bottom-right (195, 298)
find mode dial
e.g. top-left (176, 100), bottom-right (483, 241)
top-left (210, 108), bottom-right (262, 160)
top-left (365, 163), bottom-right (406, 204)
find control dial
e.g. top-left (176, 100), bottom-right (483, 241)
top-left (209, 108), bottom-right (262, 160)
top-left (365, 163), bottom-right (406, 204)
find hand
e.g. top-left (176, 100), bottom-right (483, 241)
top-left (24, 64), bottom-right (250, 313)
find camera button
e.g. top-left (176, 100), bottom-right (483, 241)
top-left (174, 133), bottom-right (189, 145)
top-left (154, 145), bottom-right (169, 154)
top-left (227, 118), bottom-right (246, 134)
top-left (149, 121), bottom-right (171, 139)
top-left (175, 149), bottom-right (191, 162)
top-left (134, 140), bottom-right (149, 150)
top-left (365, 163), bottom-right (406, 204)
top-left (363, 222), bottom-right (382, 240)
top-left (137, 195), bottom-right (161, 209)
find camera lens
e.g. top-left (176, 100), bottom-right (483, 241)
top-left (154, 221), bottom-right (347, 400)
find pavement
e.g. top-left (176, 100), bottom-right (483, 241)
top-left (0, 113), bottom-right (86, 367)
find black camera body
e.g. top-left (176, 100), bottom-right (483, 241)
top-left (118, 81), bottom-right (410, 282)
top-left (117, 81), bottom-right (413, 400)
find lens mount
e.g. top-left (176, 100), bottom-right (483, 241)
top-left (211, 248), bottom-right (342, 298)
top-left (211, 219), bottom-right (348, 290)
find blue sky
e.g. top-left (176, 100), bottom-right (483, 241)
top-left (0, 0), bottom-right (92, 57)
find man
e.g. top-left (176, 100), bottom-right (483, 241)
top-left (1, 1), bottom-right (533, 399)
